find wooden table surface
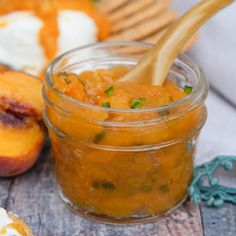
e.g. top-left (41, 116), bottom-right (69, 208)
top-left (1, 89), bottom-right (236, 236)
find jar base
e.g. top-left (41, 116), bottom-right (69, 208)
top-left (59, 189), bottom-right (188, 225)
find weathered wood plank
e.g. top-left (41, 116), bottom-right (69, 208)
top-left (157, 202), bottom-right (203, 236)
top-left (201, 203), bottom-right (236, 236)
top-left (0, 178), bottom-right (12, 207)
top-left (0, 144), bottom-right (203, 236)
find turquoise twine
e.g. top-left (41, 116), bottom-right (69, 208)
top-left (189, 155), bottom-right (236, 207)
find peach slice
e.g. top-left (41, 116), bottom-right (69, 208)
top-left (0, 207), bottom-right (33, 235)
top-left (0, 70), bottom-right (45, 177)
top-left (9, 212), bottom-right (33, 236)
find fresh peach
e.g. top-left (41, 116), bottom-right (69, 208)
top-left (0, 70), bottom-right (45, 177)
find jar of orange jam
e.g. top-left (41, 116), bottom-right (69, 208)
top-left (43, 42), bottom-right (208, 224)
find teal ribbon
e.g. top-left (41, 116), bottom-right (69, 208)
top-left (189, 155), bottom-right (236, 207)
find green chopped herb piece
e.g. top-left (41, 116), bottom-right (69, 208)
top-left (130, 99), bottom-right (141, 109)
top-left (130, 97), bottom-right (147, 109)
top-left (92, 180), bottom-right (116, 191)
top-left (140, 170), bottom-right (156, 192)
top-left (58, 71), bottom-right (68, 77)
top-left (159, 110), bottom-right (170, 118)
top-left (159, 184), bottom-right (169, 192)
top-left (93, 131), bottom-right (106, 144)
top-left (104, 86), bottom-right (114, 97)
top-left (58, 71), bottom-right (71, 84)
top-left (102, 102), bottom-right (111, 108)
top-left (184, 85), bottom-right (193, 94)
top-left (140, 185), bottom-right (152, 192)
top-left (101, 181), bottom-right (115, 190)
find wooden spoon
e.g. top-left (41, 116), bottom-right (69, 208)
top-left (120, 0), bottom-right (234, 86)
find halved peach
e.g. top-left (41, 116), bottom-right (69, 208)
top-left (0, 70), bottom-right (45, 177)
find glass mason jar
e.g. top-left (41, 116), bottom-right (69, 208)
top-left (43, 42), bottom-right (208, 224)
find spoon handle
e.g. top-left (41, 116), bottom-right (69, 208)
top-left (121, 0), bottom-right (234, 86)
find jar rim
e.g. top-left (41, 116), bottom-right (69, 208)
top-left (45, 41), bottom-right (207, 114)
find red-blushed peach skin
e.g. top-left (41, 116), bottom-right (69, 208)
top-left (0, 70), bottom-right (45, 177)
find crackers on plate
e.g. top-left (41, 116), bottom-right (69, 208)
top-left (98, 0), bottom-right (198, 52)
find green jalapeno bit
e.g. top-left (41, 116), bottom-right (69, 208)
top-left (58, 72), bottom-right (71, 84)
top-left (184, 85), bottom-right (193, 94)
top-left (104, 86), bottom-right (114, 97)
top-left (159, 109), bottom-right (170, 118)
top-left (159, 184), bottom-right (169, 192)
top-left (140, 171), bottom-right (156, 192)
top-left (140, 185), bottom-right (153, 192)
top-left (93, 131), bottom-right (106, 144)
top-left (101, 102), bottom-right (111, 108)
top-left (130, 97), bottom-right (147, 109)
top-left (92, 180), bottom-right (116, 191)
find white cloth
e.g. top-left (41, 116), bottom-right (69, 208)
top-left (172, 0), bottom-right (236, 105)
top-left (198, 90), bottom-right (236, 187)
top-left (197, 90), bottom-right (236, 165)
top-left (172, 1), bottom-right (236, 169)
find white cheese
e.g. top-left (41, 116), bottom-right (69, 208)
top-left (57, 10), bottom-right (97, 55)
top-left (0, 10), bottom-right (97, 76)
top-left (0, 11), bottom-right (46, 76)
top-left (0, 208), bottom-right (13, 230)
top-left (0, 228), bottom-right (21, 236)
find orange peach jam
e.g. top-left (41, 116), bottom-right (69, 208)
top-left (1, 224), bottom-right (27, 236)
top-left (53, 66), bottom-right (187, 109)
top-left (45, 65), bottom-right (205, 221)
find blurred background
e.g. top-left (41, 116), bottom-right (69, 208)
top-left (172, 0), bottom-right (236, 164)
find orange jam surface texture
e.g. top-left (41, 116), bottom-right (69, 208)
top-left (48, 66), bottom-right (202, 219)
top-left (53, 66), bottom-right (186, 109)
top-left (0, 0), bottom-right (110, 60)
